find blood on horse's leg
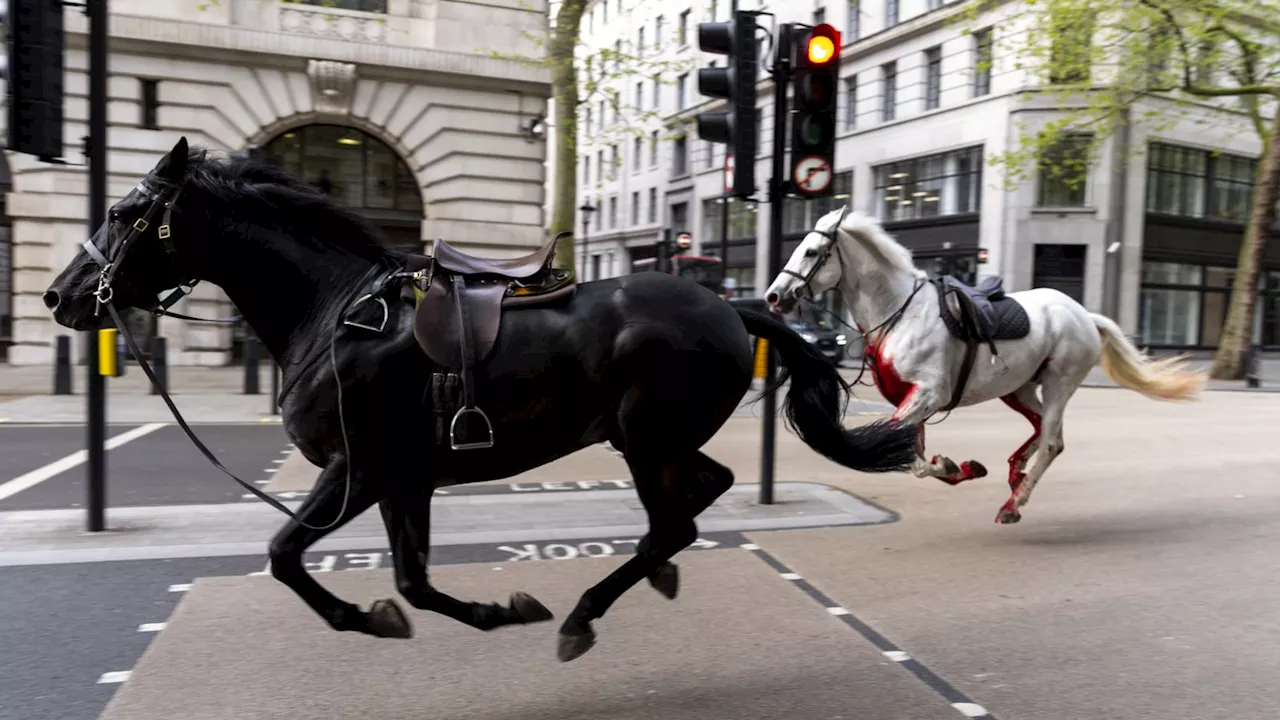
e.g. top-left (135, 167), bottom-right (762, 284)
top-left (999, 385), bottom-right (1043, 498)
top-left (996, 371), bottom-right (1076, 524)
top-left (892, 388), bottom-right (986, 485)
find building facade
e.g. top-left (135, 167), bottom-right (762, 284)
top-left (568, 0), bottom-right (1280, 351)
top-left (2, 0), bottom-right (551, 365)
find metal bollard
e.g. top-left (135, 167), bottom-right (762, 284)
top-left (1245, 343), bottom-right (1261, 389)
top-left (54, 335), bottom-right (73, 394)
top-left (149, 337), bottom-right (168, 395)
top-left (243, 336), bottom-right (260, 395)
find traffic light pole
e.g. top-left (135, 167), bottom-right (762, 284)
top-left (86, 0), bottom-right (108, 532)
top-left (759, 23), bottom-right (792, 506)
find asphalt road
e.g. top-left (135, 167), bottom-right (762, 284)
top-left (0, 423), bottom-right (293, 511)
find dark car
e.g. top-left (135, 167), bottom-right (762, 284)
top-left (727, 297), bottom-right (853, 365)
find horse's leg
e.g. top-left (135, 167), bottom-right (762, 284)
top-left (996, 369), bottom-right (1079, 524)
top-left (634, 451), bottom-right (734, 600)
top-left (377, 492), bottom-right (555, 631)
top-left (892, 388), bottom-right (988, 485)
top-left (267, 458), bottom-right (402, 637)
top-left (999, 384), bottom-right (1044, 502)
top-left (557, 451), bottom-right (705, 662)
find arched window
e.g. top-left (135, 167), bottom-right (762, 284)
top-left (264, 125), bottom-right (422, 216)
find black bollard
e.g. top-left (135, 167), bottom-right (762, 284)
top-left (54, 335), bottom-right (72, 395)
top-left (149, 337), bottom-right (168, 395)
top-left (244, 336), bottom-right (260, 395)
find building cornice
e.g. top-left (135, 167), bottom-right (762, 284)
top-left (62, 12), bottom-right (551, 94)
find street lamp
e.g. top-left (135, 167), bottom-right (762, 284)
top-left (579, 202), bottom-right (596, 280)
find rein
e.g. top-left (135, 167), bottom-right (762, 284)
top-left (80, 177), bottom-right (383, 531)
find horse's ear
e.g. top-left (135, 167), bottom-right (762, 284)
top-left (154, 136), bottom-right (190, 181)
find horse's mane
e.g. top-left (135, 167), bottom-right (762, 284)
top-left (183, 148), bottom-right (405, 265)
top-left (837, 209), bottom-right (926, 279)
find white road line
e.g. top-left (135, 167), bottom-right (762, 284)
top-left (739, 543), bottom-right (760, 550)
top-left (0, 423), bottom-right (167, 502)
top-left (271, 458), bottom-right (287, 464)
top-left (951, 702), bottom-right (990, 718)
top-left (97, 671), bottom-right (132, 684)
top-left (137, 623), bottom-right (166, 633)
top-left (779, 572), bottom-right (802, 581)
top-left (826, 607), bottom-right (850, 616)
top-left (168, 583), bottom-right (191, 593)
top-left (883, 650), bottom-right (911, 662)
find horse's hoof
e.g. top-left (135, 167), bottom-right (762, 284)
top-left (368, 598), bottom-right (413, 639)
top-left (935, 456), bottom-right (960, 477)
top-left (995, 507), bottom-right (1022, 525)
top-left (510, 592), bottom-right (554, 624)
top-left (557, 628), bottom-right (597, 662)
top-left (648, 562), bottom-right (679, 600)
top-left (964, 461), bottom-right (988, 479)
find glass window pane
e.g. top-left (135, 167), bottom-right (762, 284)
top-left (364, 140), bottom-right (396, 209)
top-left (1142, 261), bottom-right (1202, 285)
top-left (1140, 288), bottom-right (1200, 346)
top-left (1203, 266), bottom-right (1233, 288)
top-left (300, 125), bottom-right (363, 207)
top-left (1200, 291), bottom-right (1226, 346)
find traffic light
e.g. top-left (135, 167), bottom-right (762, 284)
top-left (695, 12), bottom-right (758, 198)
top-left (3, 0), bottom-right (66, 161)
top-left (790, 23), bottom-right (840, 197)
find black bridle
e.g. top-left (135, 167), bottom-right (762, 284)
top-left (80, 176), bottom-right (353, 531)
top-left (776, 206), bottom-right (849, 307)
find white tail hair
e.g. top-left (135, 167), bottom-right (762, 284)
top-left (1091, 313), bottom-right (1205, 401)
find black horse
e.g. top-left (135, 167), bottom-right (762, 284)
top-left (44, 137), bottom-right (916, 662)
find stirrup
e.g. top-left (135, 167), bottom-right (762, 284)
top-left (449, 406), bottom-right (494, 450)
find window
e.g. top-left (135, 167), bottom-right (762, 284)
top-left (656, 16), bottom-right (664, 46)
top-left (672, 136), bottom-right (689, 177)
top-left (650, 130), bottom-right (660, 167)
top-left (782, 171), bottom-right (854, 235)
top-left (926, 0), bottom-right (942, 8)
top-left (1033, 244), bottom-right (1086, 305)
top-left (1048, 10), bottom-right (1093, 84)
top-left (873, 145), bottom-right (983, 221)
top-left (633, 136), bottom-right (643, 171)
top-left (678, 9), bottom-right (690, 45)
top-left (677, 73), bottom-right (688, 109)
top-left (924, 47), bottom-right (942, 110)
top-left (885, 0), bottom-right (899, 27)
top-left (584, 106), bottom-right (592, 135)
top-left (608, 196), bottom-right (618, 228)
top-left (652, 76), bottom-right (661, 110)
top-left (844, 75), bottom-right (857, 130)
top-left (648, 187), bottom-right (658, 222)
top-left (973, 27), bottom-right (993, 97)
top-left (881, 62), bottom-right (896, 121)
top-left (636, 82), bottom-right (644, 111)
top-left (608, 145), bottom-right (619, 180)
top-left (1036, 134), bottom-right (1092, 207)
top-left (602, 0), bottom-right (607, 23)
top-left (1145, 142), bottom-right (1257, 222)
top-left (140, 79), bottom-right (159, 130)
top-left (1138, 261), bottom-right (1244, 348)
top-left (596, 150), bottom-right (604, 183)
top-left (297, 0), bottom-right (386, 10)
top-left (638, 28), bottom-right (645, 57)
top-left (671, 202), bottom-right (688, 233)
top-left (263, 125), bottom-right (421, 217)
top-left (847, 0), bottom-right (860, 41)
top-left (631, 191), bottom-right (641, 224)
top-left (812, 7), bottom-right (825, 26)
top-left (583, 156), bottom-right (591, 185)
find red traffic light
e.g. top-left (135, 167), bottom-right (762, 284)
top-left (804, 23), bottom-right (841, 66)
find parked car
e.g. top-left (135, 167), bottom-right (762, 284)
top-left (726, 297), bottom-right (854, 365)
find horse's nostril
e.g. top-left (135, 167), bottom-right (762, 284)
top-left (43, 290), bottom-right (61, 311)
top-left (765, 292), bottom-right (779, 304)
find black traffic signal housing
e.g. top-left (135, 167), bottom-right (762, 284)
top-left (695, 12), bottom-right (758, 198)
top-left (789, 23), bottom-right (841, 197)
top-left (3, 0), bottom-right (66, 161)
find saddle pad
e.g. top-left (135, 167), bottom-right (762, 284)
top-left (938, 294), bottom-right (1032, 341)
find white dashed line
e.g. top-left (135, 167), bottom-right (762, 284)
top-left (951, 702), bottom-right (990, 718)
top-left (825, 606), bottom-right (850, 616)
top-left (137, 623), bottom-right (166, 633)
top-left (883, 650), bottom-right (911, 662)
top-left (272, 458), bottom-right (287, 464)
top-left (168, 583), bottom-right (191, 593)
top-left (779, 572), bottom-right (802, 581)
top-left (739, 543), bottom-right (760, 550)
top-left (97, 671), bottom-right (132, 684)
top-left (264, 468), bottom-right (278, 473)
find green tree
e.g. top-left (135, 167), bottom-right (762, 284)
top-left (964, 0), bottom-right (1280, 379)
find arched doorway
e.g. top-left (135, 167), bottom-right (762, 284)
top-left (229, 124), bottom-right (425, 361)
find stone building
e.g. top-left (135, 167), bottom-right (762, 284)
top-left (2, 0), bottom-right (551, 365)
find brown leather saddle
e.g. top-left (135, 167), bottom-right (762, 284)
top-left (401, 232), bottom-right (576, 450)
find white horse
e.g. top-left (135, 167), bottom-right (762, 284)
top-left (764, 207), bottom-right (1206, 524)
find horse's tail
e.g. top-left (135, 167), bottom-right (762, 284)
top-left (734, 307), bottom-right (917, 473)
top-left (1090, 313), bottom-right (1205, 401)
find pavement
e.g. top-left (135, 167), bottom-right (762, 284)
top-left (0, 384), bottom-right (1276, 719)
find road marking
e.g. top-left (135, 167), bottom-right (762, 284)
top-left (272, 458), bottom-right (287, 464)
top-left (97, 671), bottom-right (132, 684)
top-left (780, 572), bottom-right (802, 580)
top-left (0, 423), bottom-right (167, 502)
top-left (137, 623), bottom-right (166, 633)
top-left (745, 545), bottom-right (997, 719)
top-left (168, 583), bottom-right (191, 593)
top-left (264, 468), bottom-right (278, 473)
top-left (739, 542), bottom-right (760, 550)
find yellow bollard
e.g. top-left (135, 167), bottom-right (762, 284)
top-left (98, 328), bottom-right (121, 377)
top-left (752, 337), bottom-right (769, 379)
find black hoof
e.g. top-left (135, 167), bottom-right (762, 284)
top-left (368, 598), bottom-right (413, 639)
top-left (648, 562), bottom-right (679, 600)
top-left (940, 457), bottom-right (961, 477)
top-left (557, 628), bottom-right (597, 662)
top-left (510, 591), bottom-right (554, 624)
top-left (967, 460), bottom-right (989, 479)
